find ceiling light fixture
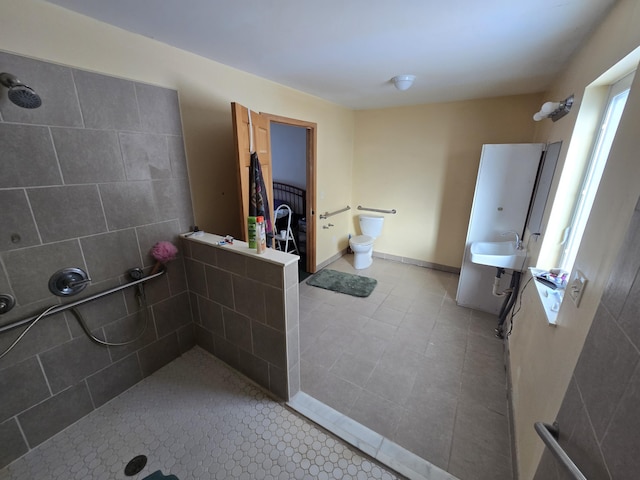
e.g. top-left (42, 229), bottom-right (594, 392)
top-left (533, 94), bottom-right (574, 122)
top-left (392, 75), bottom-right (416, 91)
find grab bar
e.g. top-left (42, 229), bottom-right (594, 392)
top-left (319, 206), bottom-right (350, 219)
top-left (534, 422), bottom-right (586, 480)
top-left (0, 267), bottom-right (166, 335)
top-left (357, 206), bottom-right (397, 215)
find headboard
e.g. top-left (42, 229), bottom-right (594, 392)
top-left (273, 182), bottom-right (306, 218)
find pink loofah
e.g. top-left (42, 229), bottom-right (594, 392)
top-left (152, 241), bottom-right (178, 262)
top-left (150, 241), bottom-right (178, 274)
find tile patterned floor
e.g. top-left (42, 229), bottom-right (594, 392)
top-left (288, 391), bottom-right (457, 480)
top-left (0, 348), bottom-right (400, 480)
top-left (299, 256), bottom-right (513, 480)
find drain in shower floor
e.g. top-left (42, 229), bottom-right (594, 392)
top-left (124, 455), bottom-right (147, 476)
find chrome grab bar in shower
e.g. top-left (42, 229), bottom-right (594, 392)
top-left (0, 267), bottom-right (166, 335)
top-left (534, 422), bottom-right (587, 480)
top-left (357, 205), bottom-right (397, 214)
top-left (319, 206), bottom-right (350, 219)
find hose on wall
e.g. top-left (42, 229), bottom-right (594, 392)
top-left (69, 283), bottom-right (149, 347)
top-left (0, 279), bottom-right (150, 359)
top-left (0, 305), bottom-right (59, 360)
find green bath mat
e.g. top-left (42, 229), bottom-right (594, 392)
top-left (306, 269), bottom-right (377, 298)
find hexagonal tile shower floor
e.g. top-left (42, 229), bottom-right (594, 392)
top-left (0, 347), bottom-right (399, 480)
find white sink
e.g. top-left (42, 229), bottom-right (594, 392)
top-left (470, 241), bottom-right (527, 271)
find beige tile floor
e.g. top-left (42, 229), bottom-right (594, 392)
top-left (0, 347), bottom-right (401, 480)
top-left (299, 256), bottom-right (513, 480)
top-left (0, 256), bottom-right (512, 480)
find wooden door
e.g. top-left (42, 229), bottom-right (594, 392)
top-left (231, 102), bottom-right (274, 241)
top-left (263, 113), bottom-right (318, 274)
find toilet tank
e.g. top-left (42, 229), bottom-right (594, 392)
top-left (359, 215), bottom-right (384, 238)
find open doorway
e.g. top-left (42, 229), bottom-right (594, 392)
top-left (266, 114), bottom-right (317, 278)
top-left (230, 103), bottom-right (317, 276)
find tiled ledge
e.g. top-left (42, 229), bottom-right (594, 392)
top-left (181, 232), bottom-right (299, 267)
top-left (288, 392), bottom-right (459, 480)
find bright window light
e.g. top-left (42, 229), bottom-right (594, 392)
top-left (560, 72), bottom-right (634, 273)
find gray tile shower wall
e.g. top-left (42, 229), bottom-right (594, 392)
top-left (534, 196), bottom-right (640, 480)
top-left (0, 51), bottom-right (195, 468)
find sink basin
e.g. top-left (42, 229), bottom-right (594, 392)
top-left (470, 241), bottom-right (527, 270)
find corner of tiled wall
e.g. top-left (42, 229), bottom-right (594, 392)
top-left (0, 51), bottom-right (196, 469)
top-left (183, 237), bottom-right (300, 401)
top-left (534, 195), bottom-right (640, 479)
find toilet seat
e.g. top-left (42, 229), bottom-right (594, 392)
top-left (350, 235), bottom-right (373, 246)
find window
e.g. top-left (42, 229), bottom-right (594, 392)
top-left (559, 72), bottom-right (635, 273)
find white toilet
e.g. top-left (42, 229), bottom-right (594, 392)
top-left (349, 215), bottom-right (384, 269)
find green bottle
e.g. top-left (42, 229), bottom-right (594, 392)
top-left (247, 216), bottom-right (257, 248)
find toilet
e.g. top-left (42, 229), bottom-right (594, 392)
top-left (349, 215), bottom-right (385, 269)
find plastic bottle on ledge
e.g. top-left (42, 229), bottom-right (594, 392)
top-left (256, 216), bottom-right (266, 254)
top-left (247, 217), bottom-right (257, 248)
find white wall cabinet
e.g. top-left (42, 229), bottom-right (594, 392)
top-left (456, 143), bottom-right (544, 314)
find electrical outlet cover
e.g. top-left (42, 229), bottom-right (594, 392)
top-left (569, 269), bottom-right (587, 307)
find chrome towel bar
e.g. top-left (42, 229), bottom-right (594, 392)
top-left (0, 267), bottom-right (166, 335)
top-left (319, 206), bottom-right (350, 219)
top-left (357, 206), bottom-right (397, 214)
top-left (534, 422), bottom-right (586, 480)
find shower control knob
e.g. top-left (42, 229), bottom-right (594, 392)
top-left (48, 268), bottom-right (91, 297)
top-left (0, 294), bottom-right (16, 314)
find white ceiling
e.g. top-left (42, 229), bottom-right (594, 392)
top-left (44, 0), bottom-right (617, 110)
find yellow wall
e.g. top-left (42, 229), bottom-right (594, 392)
top-left (5, 2), bottom-right (640, 478)
top-left (353, 95), bottom-right (542, 267)
top-left (0, 0), bottom-right (354, 266)
top-left (1, 1), bottom-right (542, 270)
top-left (509, 1), bottom-right (640, 478)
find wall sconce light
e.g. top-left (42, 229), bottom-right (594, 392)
top-left (392, 75), bottom-right (416, 91)
top-left (533, 94), bottom-right (574, 122)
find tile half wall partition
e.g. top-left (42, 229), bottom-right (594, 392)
top-left (182, 233), bottom-right (301, 401)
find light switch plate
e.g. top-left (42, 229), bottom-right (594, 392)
top-left (569, 269), bottom-right (587, 307)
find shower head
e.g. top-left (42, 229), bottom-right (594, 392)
top-left (0, 72), bottom-right (42, 109)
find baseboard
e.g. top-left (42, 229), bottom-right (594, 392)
top-left (316, 248), bottom-right (460, 275)
top-left (504, 337), bottom-right (519, 480)
top-left (316, 248), bottom-right (348, 270)
top-left (316, 249), bottom-right (460, 275)
top-left (372, 251), bottom-right (461, 274)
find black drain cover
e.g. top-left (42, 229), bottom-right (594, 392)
top-left (125, 455), bottom-right (148, 476)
